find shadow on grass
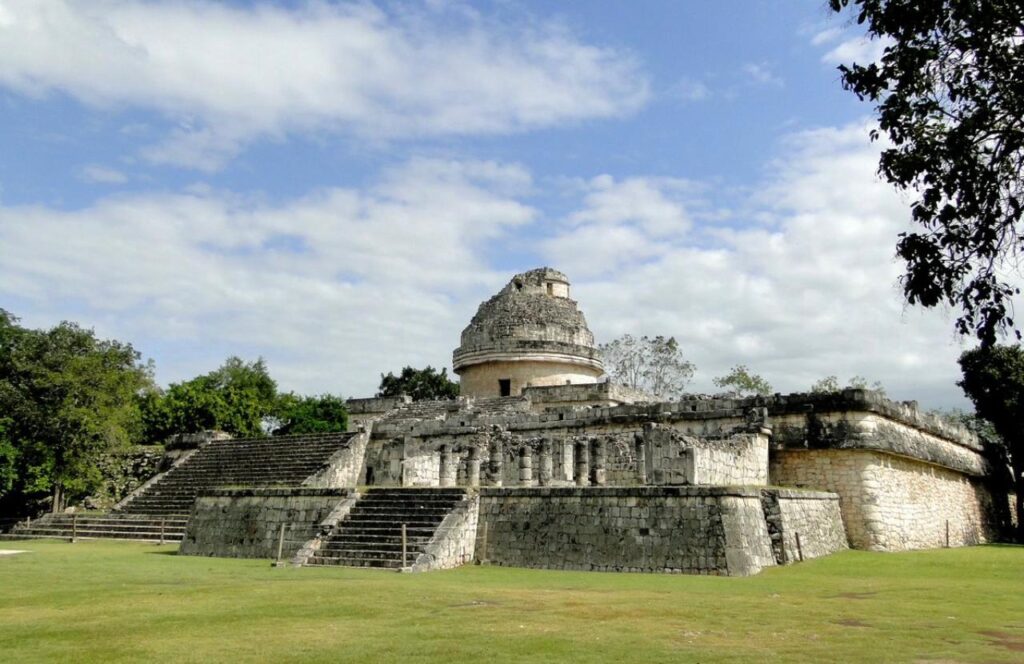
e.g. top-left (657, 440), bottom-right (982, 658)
top-left (143, 549), bottom-right (179, 556)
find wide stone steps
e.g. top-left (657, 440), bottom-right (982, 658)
top-left (304, 488), bottom-right (467, 569)
top-left (3, 514), bottom-right (189, 542)
top-left (117, 432), bottom-right (355, 516)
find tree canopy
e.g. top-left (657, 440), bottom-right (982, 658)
top-left (0, 310), bottom-right (153, 512)
top-left (809, 375), bottom-right (886, 396)
top-left (273, 393), bottom-right (349, 436)
top-left (829, 0), bottom-right (1024, 345)
top-left (598, 334), bottom-right (696, 400)
top-left (377, 366), bottom-right (459, 401)
top-left (140, 357), bottom-right (279, 441)
top-left (713, 365), bottom-right (772, 397)
top-left (957, 344), bottom-right (1024, 541)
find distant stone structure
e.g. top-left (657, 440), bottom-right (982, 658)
top-left (6, 267), bottom-right (1013, 576)
top-left (453, 268), bottom-right (605, 398)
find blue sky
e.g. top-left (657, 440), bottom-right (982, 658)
top-left (0, 0), bottom-right (998, 408)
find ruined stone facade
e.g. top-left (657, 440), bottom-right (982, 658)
top-left (167, 268), bottom-right (1011, 575)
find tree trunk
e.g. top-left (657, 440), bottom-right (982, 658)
top-left (1013, 456), bottom-right (1024, 544)
top-left (51, 483), bottom-right (63, 514)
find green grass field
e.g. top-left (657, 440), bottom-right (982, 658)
top-left (0, 540), bottom-right (1021, 663)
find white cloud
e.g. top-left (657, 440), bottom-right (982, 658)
top-left (670, 77), bottom-right (711, 103)
top-left (79, 164), bottom-right (127, 184)
top-left (0, 0), bottom-right (649, 170)
top-left (0, 157), bottom-right (534, 395)
top-left (742, 62), bottom-right (783, 87)
top-left (542, 175), bottom-right (698, 277)
top-left (547, 122), bottom-right (993, 409)
top-left (812, 26), bottom-right (890, 66)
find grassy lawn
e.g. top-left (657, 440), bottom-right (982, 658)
top-left (0, 540), bottom-right (1022, 663)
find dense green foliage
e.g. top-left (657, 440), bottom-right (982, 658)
top-left (1, 541), bottom-right (1022, 662)
top-left (958, 344), bottom-right (1024, 541)
top-left (377, 366), bottom-right (459, 401)
top-left (272, 393), bottom-right (349, 436)
top-left (830, 0), bottom-right (1024, 345)
top-left (0, 310), bottom-right (153, 513)
top-left (713, 364), bottom-right (772, 397)
top-left (598, 334), bottom-right (695, 399)
top-left (140, 357), bottom-right (279, 441)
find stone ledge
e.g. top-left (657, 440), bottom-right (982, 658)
top-left (198, 487), bottom-right (354, 498)
top-left (765, 488), bottom-right (840, 500)
top-left (479, 486), bottom-right (766, 499)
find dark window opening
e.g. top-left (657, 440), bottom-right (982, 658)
top-left (546, 283), bottom-right (553, 295)
top-left (365, 467), bottom-right (375, 486)
top-left (499, 379), bottom-right (511, 397)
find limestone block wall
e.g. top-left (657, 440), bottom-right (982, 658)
top-left (770, 449), bottom-right (997, 551)
top-left (180, 488), bottom-right (353, 559)
top-left (644, 425), bottom-right (768, 486)
top-left (458, 360), bottom-right (601, 399)
top-left (302, 430), bottom-right (369, 488)
top-left (762, 488), bottom-right (847, 563)
top-left (476, 487), bottom-right (777, 576)
top-left (411, 493), bottom-right (479, 571)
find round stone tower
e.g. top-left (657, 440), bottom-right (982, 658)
top-left (453, 267), bottom-right (604, 398)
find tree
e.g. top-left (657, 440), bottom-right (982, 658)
top-left (713, 365), bottom-right (772, 397)
top-left (810, 375), bottom-right (886, 396)
top-left (957, 344), bottom-right (1024, 542)
top-left (0, 314), bottom-right (153, 512)
top-left (598, 334), bottom-right (696, 400)
top-left (141, 357), bottom-right (279, 441)
top-left (829, 1), bottom-right (1024, 345)
top-left (273, 394), bottom-right (349, 436)
top-left (377, 366), bottom-right (459, 401)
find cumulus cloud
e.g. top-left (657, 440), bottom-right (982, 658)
top-left (0, 157), bottom-right (534, 394)
top-left (0, 0), bottom-right (649, 170)
top-left (549, 122), bottom-right (991, 409)
top-left (742, 61), bottom-right (783, 87)
top-left (79, 164), bottom-right (128, 184)
top-left (812, 26), bottom-right (890, 66)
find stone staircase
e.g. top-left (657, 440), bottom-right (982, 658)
top-left (3, 432), bottom-right (357, 543)
top-left (118, 432), bottom-right (357, 516)
top-left (3, 513), bottom-right (189, 543)
top-left (306, 488), bottom-right (467, 569)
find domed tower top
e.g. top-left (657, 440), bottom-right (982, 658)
top-left (453, 268), bottom-right (604, 398)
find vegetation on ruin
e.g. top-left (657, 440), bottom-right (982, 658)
top-left (0, 310), bottom-right (154, 514)
top-left (598, 334), bottom-right (695, 400)
top-left (713, 364), bottom-right (772, 397)
top-left (829, 0), bottom-right (1024, 345)
top-left (958, 344), bottom-right (1024, 542)
top-left (377, 365), bottom-right (459, 401)
top-left (0, 540), bottom-right (1022, 663)
top-left (808, 375), bottom-right (885, 395)
top-left (271, 393), bottom-right (349, 436)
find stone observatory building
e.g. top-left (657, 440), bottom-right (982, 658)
top-left (452, 268), bottom-right (605, 398)
top-left (9, 266), bottom-right (1014, 578)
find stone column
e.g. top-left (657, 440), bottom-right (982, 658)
top-left (574, 440), bottom-right (590, 487)
top-left (467, 446), bottom-right (482, 488)
top-left (519, 446), bottom-right (534, 487)
top-left (539, 438), bottom-right (553, 486)
top-left (634, 432), bottom-right (647, 485)
top-left (439, 445), bottom-right (456, 487)
top-left (488, 436), bottom-right (503, 487)
top-left (590, 437), bottom-right (607, 486)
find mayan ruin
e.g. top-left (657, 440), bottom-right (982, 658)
top-left (6, 268), bottom-right (1007, 577)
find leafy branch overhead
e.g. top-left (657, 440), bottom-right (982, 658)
top-left (598, 335), bottom-right (695, 400)
top-left (830, 0), bottom-right (1024, 345)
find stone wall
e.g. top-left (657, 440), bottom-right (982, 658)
top-left (762, 488), bottom-right (847, 563)
top-left (644, 424), bottom-right (768, 486)
top-left (521, 382), bottom-right (652, 410)
top-left (476, 487), bottom-right (777, 576)
top-left (180, 488), bottom-right (353, 559)
top-left (302, 430), bottom-right (369, 488)
top-left (411, 492), bottom-right (479, 571)
top-left (770, 449), bottom-right (997, 551)
top-left (457, 359), bottom-right (601, 399)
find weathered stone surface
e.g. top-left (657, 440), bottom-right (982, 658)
top-left (180, 488), bottom-right (354, 559)
top-left (476, 487), bottom-right (779, 576)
